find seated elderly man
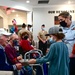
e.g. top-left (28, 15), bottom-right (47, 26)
top-left (5, 33), bottom-right (32, 75)
top-left (0, 28), bottom-right (22, 71)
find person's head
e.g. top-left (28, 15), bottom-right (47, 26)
top-left (12, 19), bottom-right (16, 26)
top-left (41, 24), bottom-right (45, 31)
top-left (0, 28), bottom-right (11, 46)
top-left (21, 32), bottom-right (29, 40)
top-left (58, 11), bottom-right (71, 27)
top-left (22, 23), bottom-right (26, 28)
top-left (9, 34), bottom-right (19, 46)
top-left (27, 24), bottom-right (32, 31)
top-left (48, 26), bottom-right (65, 42)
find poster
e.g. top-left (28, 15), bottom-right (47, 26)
top-left (54, 16), bottom-right (60, 25)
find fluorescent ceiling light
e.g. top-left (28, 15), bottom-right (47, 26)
top-left (12, 10), bottom-right (15, 12)
top-left (26, 0), bottom-right (30, 3)
top-left (68, 1), bottom-right (71, 4)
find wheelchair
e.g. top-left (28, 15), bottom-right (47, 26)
top-left (24, 49), bottom-right (48, 75)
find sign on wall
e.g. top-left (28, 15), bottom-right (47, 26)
top-left (48, 10), bottom-right (75, 14)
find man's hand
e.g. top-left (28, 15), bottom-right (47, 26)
top-left (17, 56), bottom-right (22, 60)
top-left (16, 63), bottom-right (22, 70)
top-left (42, 41), bottom-right (46, 43)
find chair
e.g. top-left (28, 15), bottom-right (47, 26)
top-left (24, 49), bottom-right (44, 75)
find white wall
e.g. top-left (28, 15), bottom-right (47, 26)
top-left (0, 9), bottom-right (28, 29)
top-left (27, 11), bottom-right (32, 25)
top-left (0, 9), bottom-right (8, 29)
top-left (0, 18), bottom-right (3, 28)
top-left (8, 10), bottom-right (27, 25)
top-left (33, 5), bottom-right (75, 41)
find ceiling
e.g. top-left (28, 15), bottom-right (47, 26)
top-left (0, 0), bottom-right (75, 11)
top-left (11, 0), bottom-right (75, 6)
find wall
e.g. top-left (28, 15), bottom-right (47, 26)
top-left (8, 10), bottom-right (27, 25)
top-left (0, 9), bottom-right (8, 28)
top-left (33, 5), bottom-right (75, 41)
top-left (27, 11), bottom-right (33, 25)
top-left (0, 17), bottom-right (3, 28)
top-left (0, 9), bottom-right (28, 30)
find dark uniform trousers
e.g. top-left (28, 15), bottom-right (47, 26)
top-left (39, 40), bottom-right (47, 55)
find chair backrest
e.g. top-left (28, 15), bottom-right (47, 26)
top-left (24, 49), bottom-right (43, 60)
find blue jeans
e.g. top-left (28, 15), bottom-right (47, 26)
top-left (20, 66), bottom-right (32, 75)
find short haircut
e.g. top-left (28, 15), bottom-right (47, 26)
top-left (58, 11), bottom-right (70, 18)
top-left (42, 24), bottom-right (45, 27)
top-left (9, 34), bottom-right (18, 40)
top-left (28, 24), bottom-right (32, 27)
top-left (22, 23), bottom-right (26, 28)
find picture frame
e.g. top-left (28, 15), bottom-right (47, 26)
top-left (54, 16), bottom-right (60, 25)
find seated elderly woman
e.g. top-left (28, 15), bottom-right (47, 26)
top-left (19, 32), bottom-right (35, 53)
top-left (19, 31), bottom-right (37, 60)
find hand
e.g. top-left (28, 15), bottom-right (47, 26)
top-left (46, 49), bottom-right (49, 53)
top-left (33, 46), bottom-right (37, 50)
top-left (31, 45), bottom-right (34, 47)
top-left (43, 41), bottom-right (46, 43)
top-left (28, 59), bottom-right (36, 64)
top-left (17, 56), bottom-right (22, 60)
top-left (16, 63), bottom-right (22, 70)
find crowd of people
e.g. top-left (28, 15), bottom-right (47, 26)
top-left (0, 11), bottom-right (75, 75)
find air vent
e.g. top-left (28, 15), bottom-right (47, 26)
top-left (38, 0), bottom-right (49, 4)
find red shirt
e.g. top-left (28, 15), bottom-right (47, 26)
top-left (5, 44), bottom-right (18, 64)
top-left (20, 39), bottom-right (34, 52)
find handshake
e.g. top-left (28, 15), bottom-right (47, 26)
top-left (19, 59), bottom-right (29, 66)
top-left (19, 59), bottom-right (36, 65)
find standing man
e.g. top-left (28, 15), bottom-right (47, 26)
top-left (27, 24), bottom-right (32, 32)
top-left (38, 24), bottom-right (48, 55)
top-left (58, 11), bottom-right (75, 75)
top-left (18, 23), bottom-right (30, 40)
top-left (27, 24), bottom-right (34, 46)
